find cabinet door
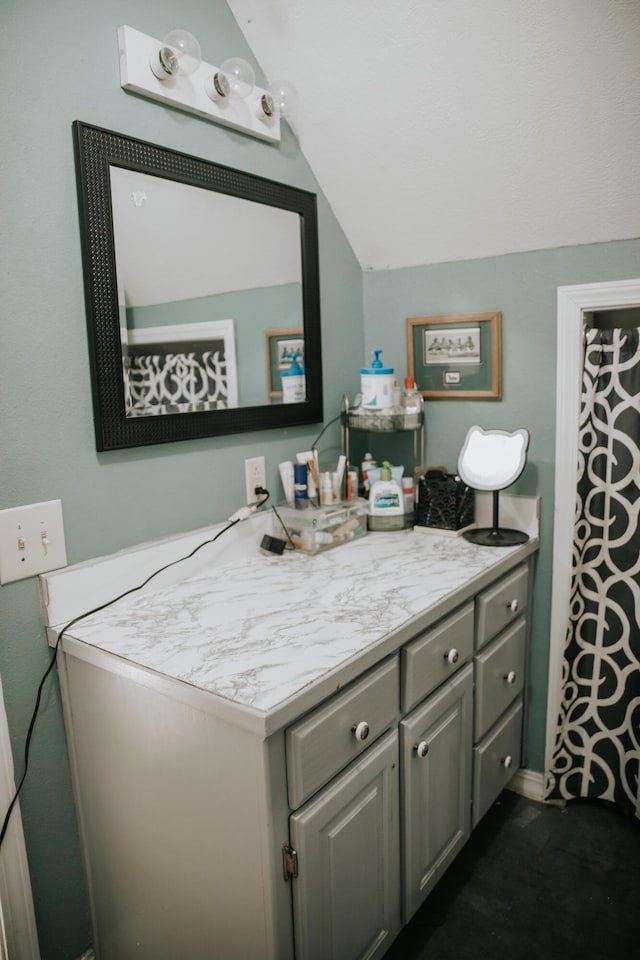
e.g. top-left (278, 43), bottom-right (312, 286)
top-left (400, 663), bottom-right (473, 923)
top-left (289, 730), bottom-right (401, 960)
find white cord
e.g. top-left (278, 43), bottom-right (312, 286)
top-left (227, 505), bottom-right (258, 522)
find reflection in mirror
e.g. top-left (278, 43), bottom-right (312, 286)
top-left (124, 320), bottom-right (239, 416)
top-left (73, 122), bottom-right (322, 450)
top-left (110, 168), bottom-right (304, 416)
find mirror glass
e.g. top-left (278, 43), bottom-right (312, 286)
top-left (457, 426), bottom-right (529, 490)
top-left (74, 122), bottom-right (322, 450)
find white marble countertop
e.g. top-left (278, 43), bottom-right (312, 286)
top-left (65, 528), bottom-right (537, 724)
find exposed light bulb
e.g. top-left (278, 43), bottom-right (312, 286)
top-left (220, 58), bottom-right (255, 100)
top-left (150, 29), bottom-right (202, 80)
top-left (267, 79), bottom-right (299, 120)
top-left (206, 56), bottom-right (255, 102)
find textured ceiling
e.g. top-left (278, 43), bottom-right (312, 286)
top-left (227, 0), bottom-right (640, 271)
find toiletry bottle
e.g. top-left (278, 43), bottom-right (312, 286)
top-left (368, 461), bottom-right (405, 531)
top-left (360, 452), bottom-right (377, 495)
top-left (278, 461), bottom-right (295, 504)
top-left (293, 462), bottom-right (308, 508)
top-left (282, 354), bottom-right (306, 404)
top-left (360, 350), bottom-right (395, 410)
top-left (402, 376), bottom-right (423, 427)
top-left (402, 476), bottom-right (415, 525)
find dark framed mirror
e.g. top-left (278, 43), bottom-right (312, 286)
top-left (73, 121), bottom-right (323, 450)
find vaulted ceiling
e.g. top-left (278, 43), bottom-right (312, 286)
top-left (227, 0), bottom-right (640, 271)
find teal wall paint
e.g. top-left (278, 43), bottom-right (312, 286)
top-left (363, 239), bottom-right (640, 772)
top-left (1, 2), bottom-right (362, 957)
top-left (127, 282), bottom-right (303, 405)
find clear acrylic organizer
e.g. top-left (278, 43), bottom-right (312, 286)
top-left (273, 499), bottom-right (369, 553)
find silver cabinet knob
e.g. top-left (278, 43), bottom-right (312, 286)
top-left (445, 648), bottom-right (459, 665)
top-left (506, 599), bottom-right (519, 613)
top-left (504, 671), bottom-right (517, 684)
top-left (413, 741), bottom-right (429, 758)
top-left (502, 755), bottom-right (513, 769)
top-left (351, 721), bottom-right (370, 742)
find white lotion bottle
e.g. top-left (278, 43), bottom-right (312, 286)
top-left (281, 354), bottom-right (306, 403)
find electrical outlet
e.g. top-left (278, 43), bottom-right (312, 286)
top-left (244, 456), bottom-right (266, 504)
top-left (0, 500), bottom-right (68, 584)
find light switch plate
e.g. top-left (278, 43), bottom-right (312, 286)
top-left (0, 500), bottom-right (68, 584)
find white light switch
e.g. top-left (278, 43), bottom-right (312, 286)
top-left (0, 500), bottom-right (68, 584)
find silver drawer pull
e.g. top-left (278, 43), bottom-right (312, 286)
top-left (444, 648), bottom-right (459, 665)
top-left (413, 741), bottom-right (429, 758)
top-left (351, 721), bottom-right (370, 742)
top-left (506, 599), bottom-right (519, 614)
top-left (504, 671), bottom-right (517, 684)
top-left (502, 755), bottom-right (513, 769)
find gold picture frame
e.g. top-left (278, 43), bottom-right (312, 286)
top-left (265, 327), bottom-right (304, 401)
top-left (406, 311), bottom-right (502, 399)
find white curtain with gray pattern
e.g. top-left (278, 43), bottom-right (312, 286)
top-left (547, 327), bottom-right (640, 818)
top-left (124, 351), bottom-right (230, 416)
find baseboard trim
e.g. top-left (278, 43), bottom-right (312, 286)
top-left (507, 768), bottom-right (546, 802)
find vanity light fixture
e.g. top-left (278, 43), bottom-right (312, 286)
top-left (118, 25), bottom-right (284, 143)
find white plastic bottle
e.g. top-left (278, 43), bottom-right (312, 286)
top-left (402, 376), bottom-right (423, 427)
top-left (368, 461), bottom-right (405, 531)
top-left (281, 354), bottom-right (306, 404)
top-left (361, 452), bottom-right (377, 494)
top-left (360, 350), bottom-right (395, 410)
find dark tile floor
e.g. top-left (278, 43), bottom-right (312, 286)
top-left (384, 789), bottom-right (640, 960)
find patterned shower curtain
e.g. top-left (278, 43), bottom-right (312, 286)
top-left (547, 327), bottom-right (640, 818)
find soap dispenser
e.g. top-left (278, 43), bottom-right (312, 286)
top-left (360, 350), bottom-right (395, 410)
top-left (368, 461), bottom-right (405, 531)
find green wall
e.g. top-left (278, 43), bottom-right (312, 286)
top-left (126, 282), bottom-right (303, 406)
top-left (363, 238), bottom-right (640, 772)
top-left (0, 2), bottom-right (362, 957)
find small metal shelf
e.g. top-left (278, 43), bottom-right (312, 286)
top-left (347, 411), bottom-right (422, 433)
top-left (340, 394), bottom-right (425, 479)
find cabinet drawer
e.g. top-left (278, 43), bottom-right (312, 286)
top-left (286, 656), bottom-right (399, 810)
top-left (475, 564), bottom-right (529, 650)
top-left (472, 698), bottom-right (522, 827)
top-left (401, 603), bottom-right (474, 713)
top-left (474, 619), bottom-right (526, 741)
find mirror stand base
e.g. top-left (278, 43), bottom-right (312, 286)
top-left (462, 527), bottom-right (529, 547)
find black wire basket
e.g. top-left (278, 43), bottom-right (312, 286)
top-left (415, 475), bottom-right (475, 531)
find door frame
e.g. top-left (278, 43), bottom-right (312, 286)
top-left (544, 278), bottom-right (640, 783)
top-left (0, 677), bottom-right (41, 959)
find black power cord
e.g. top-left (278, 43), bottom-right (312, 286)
top-left (311, 412), bottom-right (341, 450)
top-left (0, 497), bottom-right (270, 849)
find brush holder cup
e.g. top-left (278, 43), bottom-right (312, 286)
top-left (415, 475), bottom-right (474, 532)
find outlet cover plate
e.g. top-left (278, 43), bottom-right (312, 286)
top-left (0, 500), bottom-right (68, 584)
top-left (245, 457), bottom-right (266, 504)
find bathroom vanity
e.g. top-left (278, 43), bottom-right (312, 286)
top-left (41, 519), bottom-right (537, 960)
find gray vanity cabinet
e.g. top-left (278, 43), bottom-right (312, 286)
top-left (55, 549), bottom-right (535, 960)
top-left (289, 730), bottom-right (401, 960)
top-left (400, 663), bottom-right (473, 922)
top-left (472, 563), bottom-right (530, 826)
top-left (285, 657), bottom-right (402, 960)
